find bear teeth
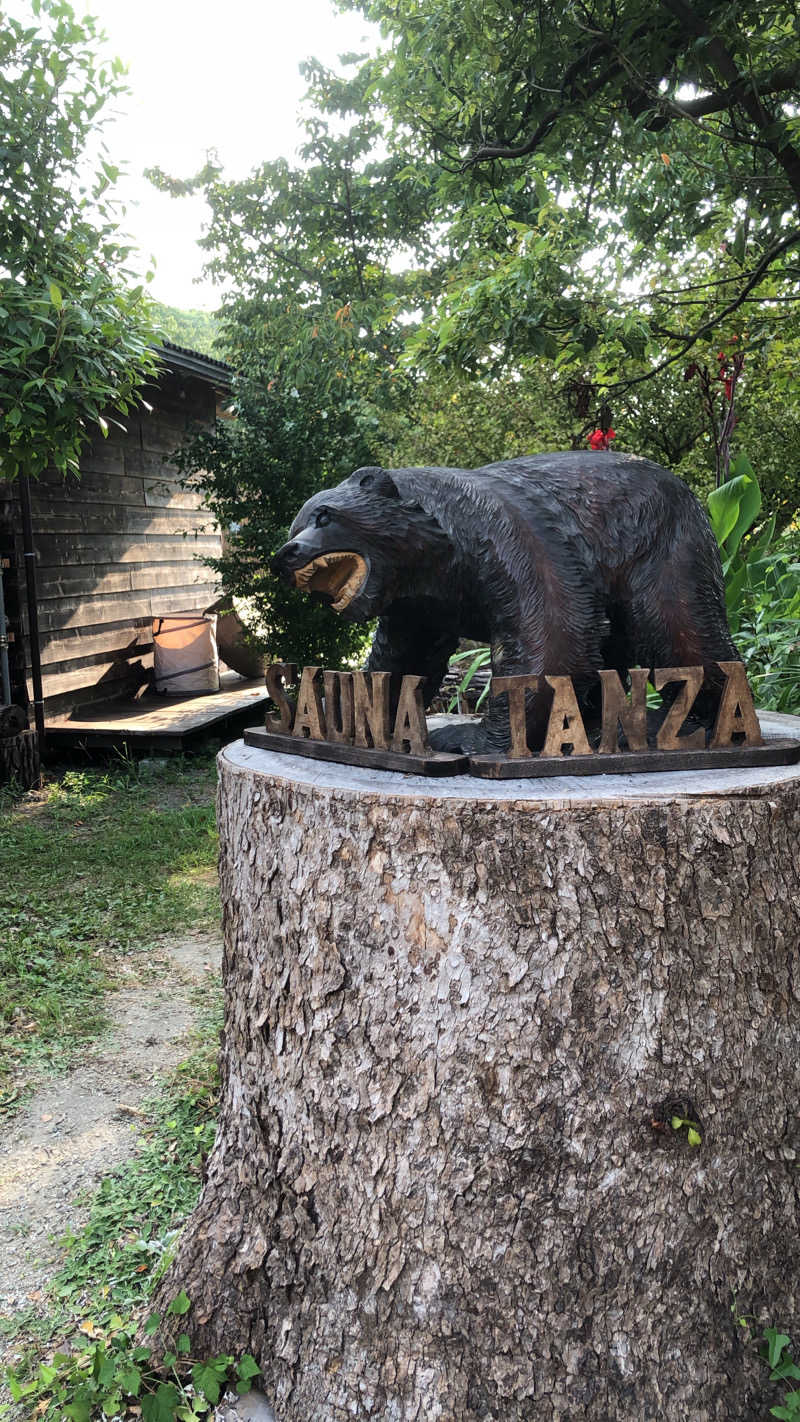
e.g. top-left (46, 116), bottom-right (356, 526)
top-left (292, 552), bottom-right (368, 611)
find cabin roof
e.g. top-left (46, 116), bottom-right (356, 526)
top-left (157, 340), bottom-right (232, 386)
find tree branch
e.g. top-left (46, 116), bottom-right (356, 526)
top-left (608, 226), bottom-right (800, 391)
top-left (659, 0), bottom-right (800, 205)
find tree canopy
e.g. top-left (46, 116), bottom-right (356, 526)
top-left (148, 61), bottom-right (436, 666)
top-left (151, 303), bottom-right (222, 358)
top-left (148, 0), bottom-right (800, 670)
top-left (0, 0), bottom-right (157, 480)
top-left (342, 0), bottom-right (800, 389)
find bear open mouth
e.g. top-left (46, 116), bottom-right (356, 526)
top-left (292, 552), bottom-right (368, 611)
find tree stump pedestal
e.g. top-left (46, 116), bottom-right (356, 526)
top-left (155, 715), bottom-right (800, 1421)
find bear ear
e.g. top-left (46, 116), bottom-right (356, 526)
top-left (353, 466), bottom-right (401, 500)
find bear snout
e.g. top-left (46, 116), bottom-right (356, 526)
top-left (271, 540), bottom-right (301, 582)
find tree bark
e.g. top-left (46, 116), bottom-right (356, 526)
top-left (0, 728), bottom-right (40, 789)
top-left (153, 738), bottom-right (800, 1421)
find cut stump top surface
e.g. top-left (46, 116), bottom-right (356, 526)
top-left (223, 710), bottom-right (800, 805)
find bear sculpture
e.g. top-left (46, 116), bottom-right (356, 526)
top-left (271, 453), bottom-right (741, 753)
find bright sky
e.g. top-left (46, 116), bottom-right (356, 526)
top-left (66, 1), bottom-right (378, 310)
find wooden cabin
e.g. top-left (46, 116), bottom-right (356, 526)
top-left (0, 343), bottom-right (267, 754)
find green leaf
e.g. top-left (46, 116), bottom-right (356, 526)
top-left (49, 282), bottom-right (63, 310)
top-left (141, 1381), bottom-right (181, 1422)
top-left (192, 1363), bottom-right (226, 1405)
top-left (236, 1355), bottom-right (261, 1381)
top-left (64, 1403), bottom-right (92, 1422)
top-left (724, 457), bottom-right (762, 557)
top-left (117, 1365), bottom-right (143, 1396)
top-left (765, 1329), bottom-right (792, 1368)
top-left (708, 474), bottom-right (754, 548)
top-left (167, 1289), bottom-right (192, 1316)
top-left (687, 1127), bottom-right (702, 1147)
top-left (177, 1334), bottom-right (192, 1355)
top-left (724, 560), bottom-right (748, 625)
top-left (144, 1312), bottom-right (161, 1335)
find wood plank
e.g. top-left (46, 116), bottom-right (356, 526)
top-left (27, 470), bottom-right (147, 506)
top-left (142, 483), bottom-right (206, 511)
top-left (40, 675), bottom-right (148, 721)
top-left (468, 740), bottom-right (800, 778)
top-left (140, 422), bottom-right (192, 456)
top-left (39, 621), bottom-right (153, 666)
top-left (128, 562), bottom-right (217, 593)
top-left (32, 533), bottom-right (222, 564)
top-left (28, 478), bottom-right (205, 514)
top-left (35, 566), bottom-right (134, 600)
top-left (47, 678), bottom-right (270, 739)
top-left (25, 507), bottom-right (217, 537)
top-left (31, 651), bottom-right (154, 701)
top-left (243, 726), bottom-right (469, 777)
top-left (32, 561), bottom-right (217, 601)
top-left (124, 449), bottom-right (181, 481)
top-left (22, 585), bottom-right (219, 633)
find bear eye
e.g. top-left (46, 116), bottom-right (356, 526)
top-left (315, 508), bottom-right (333, 528)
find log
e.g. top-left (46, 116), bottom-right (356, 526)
top-left (0, 727), bottom-right (40, 789)
top-left (154, 719), bottom-right (800, 1421)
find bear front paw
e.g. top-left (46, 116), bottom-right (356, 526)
top-left (428, 719), bottom-right (489, 754)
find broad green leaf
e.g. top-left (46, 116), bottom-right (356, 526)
top-left (49, 282), bottom-right (63, 309)
top-left (236, 1355), bottom-right (261, 1381)
top-left (167, 1289), bottom-right (192, 1316)
top-left (708, 474), bottom-right (754, 548)
top-left (64, 1403), bottom-right (91, 1422)
top-left (765, 1329), bottom-right (792, 1368)
top-left (117, 1365), bottom-right (143, 1396)
top-left (724, 458), bottom-right (762, 557)
top-left (141, 1381), bottom-right (181, 1422)
top-left (192, 1362), bottom-right (225, 1404)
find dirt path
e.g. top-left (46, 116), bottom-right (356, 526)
top-left (0, 931), bottom-right (222, 1321)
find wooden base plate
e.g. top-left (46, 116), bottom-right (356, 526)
top-left (244, 728), bottom-right (800, 780)
top-left (468, 738), bottom-right (800, 778)
top-left (243, 727), bottom-right (469, 776)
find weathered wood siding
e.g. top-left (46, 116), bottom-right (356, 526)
top-left (0, 369), bottom-right (223, 718)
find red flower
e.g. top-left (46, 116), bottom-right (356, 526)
top-left (588, 428), bottom-right (616, 450)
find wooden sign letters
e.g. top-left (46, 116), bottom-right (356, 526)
top-left (242, 660), bottom-right (799, 778)
top-left (254, 663), bottom-right (467, 775)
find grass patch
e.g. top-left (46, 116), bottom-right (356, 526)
top-left (0, 756), bottom-right (219, 1097)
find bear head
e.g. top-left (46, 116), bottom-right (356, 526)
top-left (272, 466), bottom-right (454, 621)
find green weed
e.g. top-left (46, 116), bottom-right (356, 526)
top-left (2, 1012), bottom-right (237, 1421)
top-left (5, 1307), bottom-right (259, 1422)
top-left (708, 457), bottom-right (800, 715)
top-left (763, 1328), bottom-right (800, 1421)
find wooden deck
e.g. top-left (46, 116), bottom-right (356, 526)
top-left (45, 674), bottom-right (269, 752)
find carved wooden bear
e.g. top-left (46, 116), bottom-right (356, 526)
top-left (272, 452), bottom-right (741, 753)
